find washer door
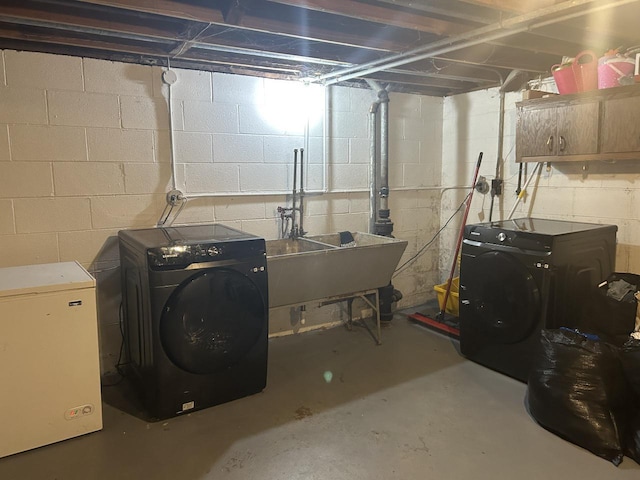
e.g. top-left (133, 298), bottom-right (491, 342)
top-left (463, 251), bottom-right (541, 344)
top-left (160, 268), bottom-right (266, 374)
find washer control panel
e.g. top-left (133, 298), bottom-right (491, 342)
top-left (148, 243), bottom-right (224, 265)
top-left (147, 239), bottom-right (265, 268)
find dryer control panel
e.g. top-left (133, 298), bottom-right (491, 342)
top-left (465, 226), bottom-right (553, 252)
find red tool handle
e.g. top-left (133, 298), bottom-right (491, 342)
top-left (439, 151), bottom-right (483, 318)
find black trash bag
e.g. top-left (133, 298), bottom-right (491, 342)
top-left (621, 338), bottom-right (640, 463)
top-left (626, 413), bottom-right (640, 465)
top-left (526, 329), bottom-right (631, 466)
top-left (584, 273), bottom-right (640, 343)
top-left (622, 338), bottom-right (640, 397)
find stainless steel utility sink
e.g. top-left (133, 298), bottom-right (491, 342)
top-left (265, 238), bottom-right (334, 256)
top-left (266, 232), bottom-right (407, 308)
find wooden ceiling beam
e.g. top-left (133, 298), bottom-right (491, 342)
top-left (368, 70), bottom-right (479, 90)
top-left (75, 0), bottom-right (225, 23)
top-left (0, 23), bottom-right (174, 56)
top-left (1, 2), bottom-right (397, 62)
top-left (265, 0), bottom-right (470, 35)
top-left (70, 0), bottom-right (582, 67)
top-left (0, 0), bottom-right (200, 41)
top-left (457, 0), bottom-right (558, 14)
top-left (220, 0), bottom-right (247, 25)
top-left (490, 32), bottom-right (584, 58)
top-left (75, 0), bottom-right (416, 51)
top-left (369, 0), bottom-right (500, 24)
top-left (5, 0), bottom-right (634, 96)
top-left (431, 43), bottom-right (553, 73)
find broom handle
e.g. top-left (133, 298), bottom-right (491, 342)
top-left (440, 152), bottom-right (483, 316)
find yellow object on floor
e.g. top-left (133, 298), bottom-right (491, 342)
top-left (434, 277), bottom-right (460, 316)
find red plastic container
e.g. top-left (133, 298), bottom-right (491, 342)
top-left (552, 63), bottom-right (578, 94)
top-left (572, 50), bottom-right (598, 92)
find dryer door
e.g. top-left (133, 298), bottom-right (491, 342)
top-left (160, 268), bottom-right (266, 374)
top-left (461, 251), bottom-right (541, 344)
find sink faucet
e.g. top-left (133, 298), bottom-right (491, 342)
top-left (278, 148), bottom-right (306, 239)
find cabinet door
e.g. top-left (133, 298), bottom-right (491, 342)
top-left (600, 95), bottom-right (640, 153)
top-left (516, 106), bottom-right (556, 159)
top-left (555, 101), bottom-right (599, 156)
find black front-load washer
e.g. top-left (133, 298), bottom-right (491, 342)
top-left (459, 217), bottom-right (616, 382)
top-left (118, 224), bottom-right (268, 420)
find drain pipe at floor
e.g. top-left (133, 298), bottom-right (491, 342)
top-left (366, 80), bottom-right (402, 322)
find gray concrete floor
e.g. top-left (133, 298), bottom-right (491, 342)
top-left (1, 311), bottom-right (639, 479)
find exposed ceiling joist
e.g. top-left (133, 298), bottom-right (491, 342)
top-left (265, 0), bottom-right (473, 35)
top-left (0, 0), bottom-right (638, 96)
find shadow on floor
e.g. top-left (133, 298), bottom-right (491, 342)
top-left (2, 310), bottom-right (638, 479)
top-left (86, 311), bottom-right (464, 476)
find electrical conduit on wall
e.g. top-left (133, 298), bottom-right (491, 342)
top-left (159, 70), bottom-right (470, 227)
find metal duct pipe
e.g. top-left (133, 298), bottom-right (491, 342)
top-left (364, 79), bottom-right (393, 235)
top-left (364, 81), bottom-right (397, 322)
top-left (365, 78), bottom-right (382, 234)
top-left (379, 91), bottom-right (389, 211)
top-left (376, 88), bottom-right (393, 237)
top-left (368, 101), bottom-right (379, 234)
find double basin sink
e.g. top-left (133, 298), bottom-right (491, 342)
top-left (265, 232), bottom-right (407, 308)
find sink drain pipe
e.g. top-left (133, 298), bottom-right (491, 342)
top-left (367, 80), bottom-right (402, 322)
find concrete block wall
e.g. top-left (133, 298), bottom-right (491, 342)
top-left (0, 50), bottom-right (442, 374)
top-left (441, 87), bottom-right (640, 279)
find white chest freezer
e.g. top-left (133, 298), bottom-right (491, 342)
top-left (0, 261), bottom-right (103, 458)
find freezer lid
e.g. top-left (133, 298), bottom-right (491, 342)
top-left (0, 261), bottom-right (95, 298)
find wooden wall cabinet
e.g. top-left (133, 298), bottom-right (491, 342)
top-left (516, 84), bottom-right (640, 163)
top-left (601, 94), bottom-right (640, 154)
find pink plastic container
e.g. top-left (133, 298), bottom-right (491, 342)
top-left (552, 63), bottom-right (578, 94)
top-left (598, 57), bottom-right (636, 89)
top-left (572, 50), bottom-right (598, 92)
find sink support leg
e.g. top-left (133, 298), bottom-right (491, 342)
top-left (349, 290), bottom-right (381, 345)
top-left (318, 289), bottom-right (382, 345)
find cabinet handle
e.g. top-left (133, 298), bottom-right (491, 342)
top-left (559, 135), bottom-right (566, 152)
top-left (546, 135), bottom-right (554, 152)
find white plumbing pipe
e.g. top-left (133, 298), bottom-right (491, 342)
top-left (162, 67), bottom-right (178, 191)
top-left (163, 78), bottom-right (330, 201)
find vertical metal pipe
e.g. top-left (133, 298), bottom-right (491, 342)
top-left (323, 85), bottom-right (329, 192)
top-left (299, 148), bottom-right (305, 236)
top-left (496, 90), bottom-right (505, 183)
top-left (299, 148), bottom-right (304, 194)
top-left (490, 90), bottom-right (505, 222)
top-left (369, 104), bottom-right (379, 234)
top-left (379, 91), bottom-right (389, 214)
top-left (291, 149), bottom-right (298, 238)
